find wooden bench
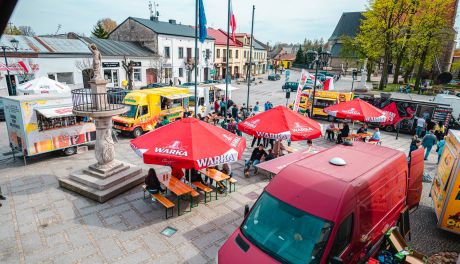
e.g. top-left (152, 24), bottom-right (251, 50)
top-left (191, 190), bottom-right (200, 208)
top-left (192, 182), bottom-right (214, 203)
top-left (143, 184), bottom-right (174, 219)
top-left (228, 178), bottom-right (237, 193)
top-left (368, 140), bottom-right (382, 146)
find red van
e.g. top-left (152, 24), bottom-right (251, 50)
top-left (218, 143), bottom-right (424, 264)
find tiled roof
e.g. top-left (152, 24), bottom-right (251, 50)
top-left (275, 53), bottom-right (296, 61)
top-left (207, 28), bottom-right (242, 46)
top-left (82, 37), bottom-right (154, 57)
top-left (329, 12), bottom-right (364, 41)
top-left (130, 17), bottom-right (214, 40)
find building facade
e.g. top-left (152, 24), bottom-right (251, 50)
top-left (207, 28), bottom-right (244, 80)
top-left (109, 17), bottom-right (215, 84)
top-left (235, 33), bottom-right (267, 76)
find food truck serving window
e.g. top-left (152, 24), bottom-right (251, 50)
top-left (161, 94), bottom-right (191, 109)
top-left (241, 192), bottom-right (333, 263)
top-left (35, 107), bottom-right (86, 131)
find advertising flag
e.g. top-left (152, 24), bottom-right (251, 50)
top-left (293, 69), bottom-right (308, 112)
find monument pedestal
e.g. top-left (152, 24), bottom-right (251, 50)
top-left (60, 77), bottom-right (143, 203)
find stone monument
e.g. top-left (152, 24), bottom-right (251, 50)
top-left (358, 58), bottom-right (369, 91)
top-left (59, 44), bottom-right (144, 203)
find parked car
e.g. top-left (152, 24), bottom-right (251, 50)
top-left (140, 83), bottom-right (167, 89)
top-left (282, 82), bottom-right (312, 92)
top-left (180, 82), bottom-right (198, 87)
top-left (268, 74), bottom-right (281, 81)
top-left (202, 80), bottom-right (220, 84)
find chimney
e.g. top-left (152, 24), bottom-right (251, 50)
top-left (168, 19), bottom-right (176, 24)
top-left (150, 16), bottom-right (159, 22)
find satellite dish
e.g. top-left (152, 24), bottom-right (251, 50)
top-left (329, 157), bottom-right (347, 166)
top-left (437, 72), bottom-right (453, 84)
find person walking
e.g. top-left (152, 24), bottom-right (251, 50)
top-left (437, 136), bottom-right (446, 164)
top-left (422, 130), bottom-right (437, 161)
top-left (434, 121), bottom-right (445, 141)
top-left (253, 101), bottom-right (260, 114)
top-left (231, 104), bottom-right (238, 119)
top-left (220, 99), bottom-right (227, 116)
top-left (415, 116), bottom-right (426, 138)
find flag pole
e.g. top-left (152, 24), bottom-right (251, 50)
top-left (247, 5), bottom-right (255, 113)
top-left (194, 0), bottom-right (199, 117)
top-left (225, 0), bottom-right (230, 121)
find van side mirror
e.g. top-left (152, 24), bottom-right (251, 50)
top-left (330, 257), bottom-right (343, 264)
top-left (244, 204), bottom-right (250, 217)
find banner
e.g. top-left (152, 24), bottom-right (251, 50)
top-left (293, 69), bottom-right (308, 112)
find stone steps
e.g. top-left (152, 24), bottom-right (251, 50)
top-left (59, 168), bottom-right (145, 203)
top-left (70, 165), bottom-right (142, 191)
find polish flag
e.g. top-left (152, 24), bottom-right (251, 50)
top-left (324, 78), bottom-right (335, 91)
top-left (230, 0), bottom-right (237, 42)
top-left (18, 61), bottom-right (32, 73)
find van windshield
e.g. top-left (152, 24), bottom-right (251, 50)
top-left (241, 192), bottom-right (333, 264)
top-left (121, 105), bottom-right (137, 118)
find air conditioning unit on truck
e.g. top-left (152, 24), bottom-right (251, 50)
top-left (218, 142), bottom-right (424, 264)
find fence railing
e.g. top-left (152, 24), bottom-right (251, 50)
top-left (71, 88), bottom-right (127, 113)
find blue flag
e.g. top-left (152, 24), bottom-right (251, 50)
top-left (198, 0), bottom-right (207, 43)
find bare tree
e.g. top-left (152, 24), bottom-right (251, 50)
top-left (18, 26), bottom-right (35, 36)
top-left (75, 58), bottom-right (94, 88)
top-left (122, 57), bottom-right (136, 90)
top-left (149, 54), bottom-right (168, 83)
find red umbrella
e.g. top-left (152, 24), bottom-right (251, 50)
top-left (237, 106), bottom-right (322, 141)
top-left (323, 98), bottom-right (387, 122)
top-left (130, 118), bottom-right (246, 169)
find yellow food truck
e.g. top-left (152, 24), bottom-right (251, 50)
top-left (431, 129), bottom-right (460, 235)
top-left (293, 90), bottom-right (354, 120)
top-left (112, 87), bottom-right (190, 137)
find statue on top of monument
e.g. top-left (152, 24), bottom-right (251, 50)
top-left (88, 43), bottom-right (102, 81)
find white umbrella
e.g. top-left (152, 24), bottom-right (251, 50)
top-left (17, 76), bottom-right (71, 95)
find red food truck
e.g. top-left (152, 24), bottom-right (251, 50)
top-left (218, 142), bottom-right (424, 264)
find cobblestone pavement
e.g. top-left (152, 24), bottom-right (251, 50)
top-left (0, 123), bottom-right (459, 264)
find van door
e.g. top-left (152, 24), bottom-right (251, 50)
top-left (329, 213), bottom-right (356, 263)
top-left (407, 148), bottom-right (424, 209)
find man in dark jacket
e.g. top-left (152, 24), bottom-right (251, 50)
top-left (244, 144), bottom-right (267, 176)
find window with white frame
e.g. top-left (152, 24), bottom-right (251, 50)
top-left (179, 68), bottom-right (184, 77)
top-left (164, 47), bottom-right (171, 58)
top-left (178, 47), bottom-right (184, 59)
top-left (133, 68), bottom-right (141, 81)
top-left (48, 72), bottom-right (74, 84)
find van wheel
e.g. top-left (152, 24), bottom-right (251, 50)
top-left (385, 125), bottom-right (394, 132)
top-left (328, 116), bottom-right (335, 122)
top-left (63, 147), bottom-right (77, 156)
top-left (132, 127), bottom-right (143, 138)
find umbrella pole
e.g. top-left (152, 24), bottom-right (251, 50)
top-left (352, 121), bottom-right (355, 134)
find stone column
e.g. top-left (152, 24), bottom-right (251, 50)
top-left (94, 116), bottom-right (116, 170)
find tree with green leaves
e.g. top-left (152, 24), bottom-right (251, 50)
top-left (357, 0), bottom-right (414, 90)
top-left (91, 21), bottom-right (109, 39)
top-left (294, 46), bottom-right (304, 64)
top-left (410, 0), bottom-right (454, 91)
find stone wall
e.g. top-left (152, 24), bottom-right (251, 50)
top-left (109, 19), bottom-right (158, 53)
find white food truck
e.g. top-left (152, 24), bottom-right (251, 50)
top-left (2, 94), bottom-right (96, 157)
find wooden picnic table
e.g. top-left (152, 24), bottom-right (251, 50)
top-left (199, 168), bottom-right (231, 199)
top-left (349, 132), bottom-right (372, 141)
top-left (158, 174), bottom-right (193, 215)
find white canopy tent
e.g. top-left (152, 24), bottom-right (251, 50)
top-left (17, 76), bottom-right (71, 95)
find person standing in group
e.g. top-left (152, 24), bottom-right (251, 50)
top-left (214, 98), bottom-right (220, 115)
top-left (220, 99), bottom-right (227, 116)
top-left (145, 168), bottom-right (165, 195)
top-left (415, 116), bottom-right (426, 138)
top-left (422, 130), bottom-right (437, 161)
top-left (169, 79), bottom-right (173, 86)
top-left (264, 101), bottom-right (269, 111)
top-left (408, 137), bottom-right (422, 160)
top-left (434, 121), bottom-right (445, 141)
top-left (437, 136), bottom-right (446, 164)
top-left (253, 101), bottom-right (260, 114)
top-left (251, 136), bottom-right (262, 148)
top-left (171, 166), bottom-right (184, 180)
top-left (231, 104), bottom-right (239, 119)
top-left (227, 118), bottom-right (237, 134)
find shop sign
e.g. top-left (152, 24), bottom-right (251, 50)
top-left (0, 63), bottom-right (39, 72)
top-left (102, 62), bottom-right (120, 68)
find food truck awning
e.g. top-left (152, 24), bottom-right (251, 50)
top-left (214, 84), bottom-right (239, 91)
top-left (35, 106), bottom-right (74, 118)
top-left (162, 94), bottom-right (192, 100)
top-left (256, 146), bottom-right (325, 175)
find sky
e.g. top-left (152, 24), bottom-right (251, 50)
top-left (7, 0), bottom-right (460, 45)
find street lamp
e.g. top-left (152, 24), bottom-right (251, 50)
top-left (306, 50), bottom-right (331, 116)
top-left (1, 39), bottom-right (19, 96)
